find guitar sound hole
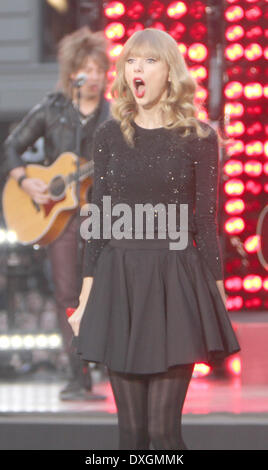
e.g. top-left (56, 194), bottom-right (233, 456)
top-left (50, 176), bottom-right (66, 198)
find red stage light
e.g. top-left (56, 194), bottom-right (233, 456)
top-left (244, 83), bottom-right (263, 99)
top-left (195, 85), bottom-right (208, 101)
top-left (105, 22), bottom-right (125, 40)
top-left (188, 43), bottom-right (208, 62)
top-left (188, 1), bottom-right (206, 19)
top-left (227, 64), bottom-right (243, 78)
top-left (226, 355), bottom-right (241, 376)
top-left (107, 66), bottom-right (116, 81)
top-left (147, 1), bottom-right (165, 19)
top-left (244, 43), bottom-right (263, 61)
top-left (224, 159), bottom-right (243, 176)
top-left (104, 1), bottom-right (125, 19)
top-left (192, 363), bottom-right (211, 378)
top-left (104, 90), bottom-right (112, 101)
top-left (263, 278), bottom-right (268, 291)
top-left (177, 43), bottom-right (187, 56)
top-left (226, 139), bottom-right (244, 156)
top-left (225, 121), bottom-right (245, 137)
top-left (265, 142), bottom-right (268, 158)
top-left (197, 108), bottom-right (208, 121)
top-left (244, 297), bottom-right (262, 308)
top-left (225, 276), bottom-right (243, 291)
top-left (245, 140), bottom-right (263, 156)
top-left (245, 6), bottom-right (262, 21)
top-left (243, 275), bottom-right (262, 292)
top-left (125, 22), bottom-right (144, 37)
top-left (169, 22), bottom-right (186, 41)
top-left (246, 121), bottom-right (263, 136)
top-left (189, 65), bottom-right (207, 82)
top-left (225, 217), bottom-right (245, 234)
top-left (245, 104), bottom-right (262, 116)
top-left (244, 235), bottom-right (260, 253)
top-left (225, 198), bottom-right (245, 215)
top-left (245, 180), bottom-right (262, 195)
top-left (227, 296), bottom-right (243, 310)
top-left (108, 43), bottom-right (123, 60)
top-left (264, 162), bottom-right (268, 175)
top-left (225, 6), bottom-right (244, 22)
top-left (225, 25), bottom-right (244, 42)
top-left (225, 43), bottom-right (244, 61)
top-left (149, 22), bottom-right (166, 31)
top-left (189, 22), bottom-right (207, 41)
top-left (248, 200), bottom-right (262, 214)
top-left (167, 1), bottom-right (187, 19)
top-left (224, 102), bottom-right (244, 118)
top-left (224, 81), bottom-right (243, 99)
top-left (245, 25), bottom-right (263, 39)
top-left (226, 258), bottom-right (243, 273)
top-left (224, 179), bottom-right (245, 196)
top-left (127, 1), bottom-right (145, 19)
top-left (244, 160), bottom-right (262, 177)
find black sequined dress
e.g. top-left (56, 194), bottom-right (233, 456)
top-left (75, 118), bottom-right (241, 374)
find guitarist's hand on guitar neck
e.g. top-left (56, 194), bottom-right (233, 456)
top-left (20, 178), bottom-right (50, 204)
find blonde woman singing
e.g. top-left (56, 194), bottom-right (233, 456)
top-left (69, 28), bottom-right (240, 450)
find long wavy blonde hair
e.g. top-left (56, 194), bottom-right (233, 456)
top-left (110, 28), bottom-right (216, 148)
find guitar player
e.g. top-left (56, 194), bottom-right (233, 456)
top-left (2, 27), bottom-right (111, 401)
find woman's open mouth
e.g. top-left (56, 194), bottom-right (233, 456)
top-left (133, 77), bottom-right (146, 98)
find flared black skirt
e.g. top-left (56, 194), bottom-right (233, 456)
top-left (75, 234), bottom-right (241, 374)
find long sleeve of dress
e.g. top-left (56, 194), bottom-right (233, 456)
top-left (82, 124), bottom-right (110, 277)
top-left (193, 128), bottom-right (224, 281)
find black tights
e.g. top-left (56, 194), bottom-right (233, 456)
top-left (107, 363), bottom-right (195, 450)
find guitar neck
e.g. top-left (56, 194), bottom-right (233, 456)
top-left (67, 160), bottom-right (94, 184)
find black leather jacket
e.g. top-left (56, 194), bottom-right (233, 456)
top-left (2, 91), bottom-right (111, 176)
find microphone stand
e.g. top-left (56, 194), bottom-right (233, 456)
top-left (75, 87), bottom-right (81, 217)
top-left (72, 74), bottom-right (89, 268)
top-left (72, 83), bottom-right (83, 291)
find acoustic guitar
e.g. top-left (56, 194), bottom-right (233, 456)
top-left (2, 152), bottom-right (93, 246)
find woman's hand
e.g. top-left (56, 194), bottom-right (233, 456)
top-left (68, 276), bottom-right (94, 336)
top-left (216, 280), bottom-right (227, 309)
top-left (68, 304), bottom-right (86, 336)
